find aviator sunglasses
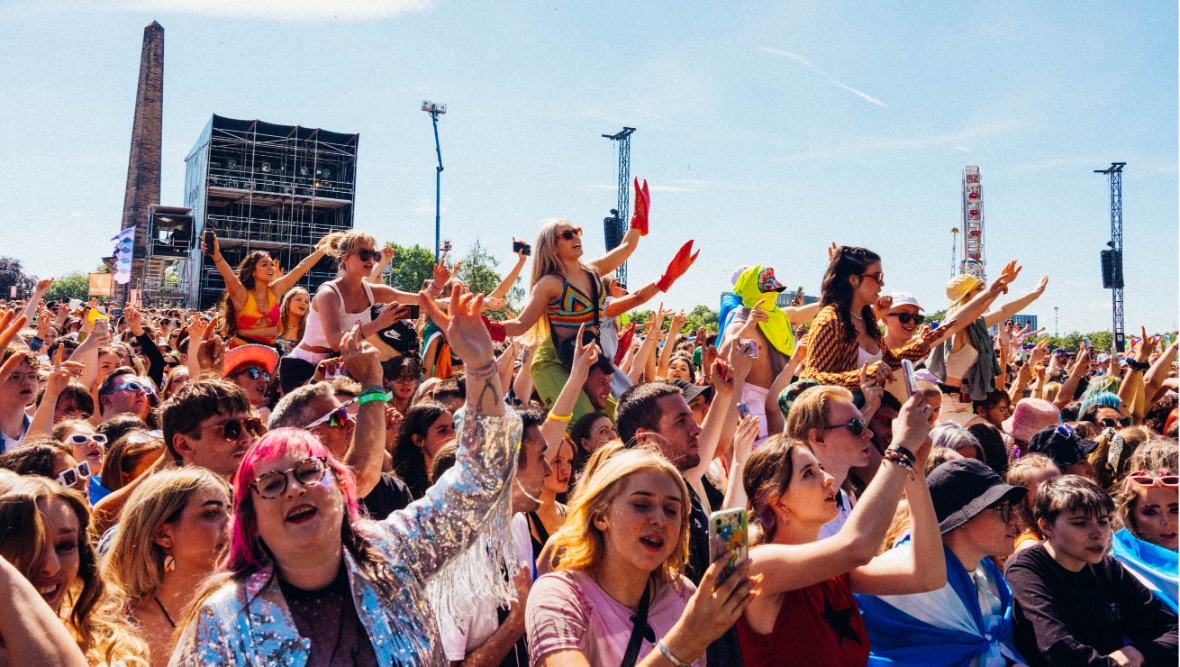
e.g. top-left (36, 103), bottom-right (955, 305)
top-left (825, 418), bottom-right (867, 436)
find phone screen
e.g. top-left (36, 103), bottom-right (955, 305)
top-left (708, 508), bottom-right (749, 585)
top-left (901, 359), bottom-right (918, 396)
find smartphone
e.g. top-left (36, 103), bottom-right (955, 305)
top-left (513, 240), bottom-right (532, 256)
top-left (1083, 337), bottom-right (1092, 353)
top-left (404, 304), bottom-right (421, 320)
top-left (111, 308), bottom-right (124, 317)
top-left (740, 339), bottom-right (759, 358)
top-left (901, 359), bottom-right (918, 396)
top-left (708, 508), bottom-right (749, 585)
top-left (737, 402), bottom-right (751, 419)
top-left (204, 228), bottom-right (216, 256)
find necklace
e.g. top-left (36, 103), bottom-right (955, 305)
top-left (850, 312), bottom-right (863, 321)
top-left (153, 595), bottom-right (176, 628)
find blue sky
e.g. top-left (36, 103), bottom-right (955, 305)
top-left (2, 0), bottom-right (1176, 334)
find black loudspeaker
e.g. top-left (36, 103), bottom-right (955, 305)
top-left (1100, 249), bottom-right (1123, 289)
top-left (603, 210), bottom-right (622, 252)
top-left (150, 208), bottom-right (195, 258)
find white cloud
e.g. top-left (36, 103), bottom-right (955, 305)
top-left (760, 46), bottom-right (888, 108)
top-left (775, 120), bottom-right (1023, 162)
top-left (954, 146), bottom-right (970, 153)
top-left (648, 185), bottom-right (693, 193)
top-left (101, 0), bottom-right (435, 21)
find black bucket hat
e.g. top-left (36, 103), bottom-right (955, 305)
top-left (927, 458), bottom-right (1028, 534)
top-left (1026, 424), bottom-right (1098, 471)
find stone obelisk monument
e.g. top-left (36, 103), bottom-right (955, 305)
top-left (115, 21), bottom-right (163, 304)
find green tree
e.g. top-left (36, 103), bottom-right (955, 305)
top-left (684, 305), bottom-right (719, 333)
top-left (44, 273), bottom-right (91, 302)
top-left (0, 256), bottom-right (35, 300)
top-left (457, 240), bottom-right (524, 320)
top-left (384, 243), bottom-right (436, 292)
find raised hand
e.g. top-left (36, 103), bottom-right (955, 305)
top-left (827, 242), bottom-right (839, 262)
top-left (340, 324), bottom-right (383, 388)
top-left (512, 237), bottom-right (530, 259)
top-left (124, 305), bottom-right (145, 336)
top-left (859, 363), bottom-right (885, 413)
top-left (33, 277), bottom-right (53, 295)
top-left (1032, 275), bottom-right (1049, 295)
top-left (656, 240), bottom-right (699, 292)
top-left (432, 260), bottom-right (455, 289)
top-left (893, 392), bottom-right (933, 459)
top-left (381, 245), bottom-right (395, 261)
top-left (1029, 339), bottom-right (1050, 366)
top-left (874, 295), bottom-right (893, 321)
top-left (420, 285), bottom-right (494, 369)
top-left (1134, 326), bottom-right (1157, 364)
top-left (313, 357), bottom-right (346, 383)
top-left (200, 233), bottom-right (222, 261)
top-left (791, 286), bottom-right (805, 308)
top-left (483, 296), bottom-right (508, 312)
top-left (989, 260), bottom-right (1022, 296)
top-left (732, 414), bottom-right (760, 467)
top-left (568, 324), bottom-right (600, 384)
top-left (629, 177), bottom-right (651, 235)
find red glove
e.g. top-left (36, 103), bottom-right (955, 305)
top-left (614, 322), bottom-right (636, 366)
top-left (481, 315), bottom-right (506, 342)
top-left (629, 177), bottom-right (650, 236)
top-left (656, 240), bottom-right (699, 292)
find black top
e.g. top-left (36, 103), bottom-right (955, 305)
top-left (685, 480), bottom-right (745, 667)
top-left (278, 565), bottom-right (378, 667)
top-left (358, 473), bottom-right (414, 521)
top-left (1005, 542), bottom-right (1178, 667)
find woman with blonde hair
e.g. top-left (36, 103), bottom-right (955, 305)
top-left (526, 445), bottom-right (758, 666)
top-left (0, 474), bottom-right (149, 666)
top-left (276, 286), bottom-right (310, 354)
top-left (1110, 467), bottom-right (1178, 612)
top-left (102, 467), bottom-right (230, 666)
top-left (282, 230), bottom-right (453, 392)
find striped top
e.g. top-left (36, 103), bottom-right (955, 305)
top-left (546, 272), bottom-right (605, 332)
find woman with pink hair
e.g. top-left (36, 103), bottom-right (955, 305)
top-left (169, 289), bottom-right (523, 667)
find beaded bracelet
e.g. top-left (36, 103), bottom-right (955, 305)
top-left (658, 641), bottom-right (691, 667)
top-left (1126, 358), bottom-right (1150, 371)
top-left (883, 444), bottom-right (916, 475)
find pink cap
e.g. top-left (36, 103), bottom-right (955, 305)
top-left (1002, 398), bottom-right (1061, 443)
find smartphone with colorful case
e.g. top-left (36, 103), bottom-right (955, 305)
top-left (708, 508), bottom-right (748, 585)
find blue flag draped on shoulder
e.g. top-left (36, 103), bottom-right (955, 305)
top-left (111, 227), bottom-right (135, 285)
top-left (856, 544), bottom-right (1024, 667)
top-left (1110, 528), bottom-right (1178, 613)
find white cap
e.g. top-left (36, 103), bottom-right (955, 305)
top-left (889, 292), bottom-right (923, 311)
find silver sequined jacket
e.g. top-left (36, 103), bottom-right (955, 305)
top-left (168, 411), bottom-right (522, 667)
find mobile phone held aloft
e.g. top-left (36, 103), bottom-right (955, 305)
top-left (737, 402), bottom-right (751, 419)
top-left (513, 240), bottom-right (532, 256)
top-left (901, 359), bottom-right (918, 396)
top-left (204, 228), bottom-right (216, 256)
top-left (708, 508), bottom-right (748, 585)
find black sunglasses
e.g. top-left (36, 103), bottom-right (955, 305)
top-left (825, 418), bottom-right (867, 436)
top-left (235, 367), bottom-right (272, 382)
top-left (194, 417), bottom-right (265, 441)
top-left (251, 457), bottom-right (330, 500)
top-left (558, 228), bottom-right (583, 241)
top-left (888, 313), bottom-right (925, 325)
top-left (355, 249), bottom-right (383, 262)
top-left (1100, 416), bottom-right (1133, 429)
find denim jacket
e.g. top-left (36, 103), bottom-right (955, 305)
top-left (168, 410), bottom-right (522, 667)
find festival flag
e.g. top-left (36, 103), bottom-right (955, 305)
top-left (111, 227), bottom-right (135, 285)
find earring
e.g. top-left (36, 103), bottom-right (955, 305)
top-left (163, 551), bottom-right (176, 573)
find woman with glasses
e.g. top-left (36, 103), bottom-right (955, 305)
top-left (1110, 468), bottom-right (1178, 613)
top-left (0, 440), bottom-right (91, 497)
top-left (53, 418), bottom-right (110, 504)
top-left (221, 344), bottom-right (280, 423)
top-left (103, 467), bottom-right (231, 667)
top-left (201, 230), bottom-right (331, 349)
top-left (381, 355), bottom-right (420, 416)
top-left (737, 393), bottom-right (945, 667)
top-left (858, 458), bottom-right (1028, 666)
top-left (284, 230), bottom-right (452, 393)
top-left (170, 290), bottom-right (524, 667)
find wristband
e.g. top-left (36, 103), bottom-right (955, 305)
top-left (547, 412), bottom-right (573, 423)
top-left (1126, 358), bottom-right (1150, 371)
top-left (658, 641), bottom-right (691, 667)
top-left (465, 360), bottom-right (498, 383)
top-left (357, 387), bottom-right (388, 406)
top-left (29, 336), bottom-right (43, 352)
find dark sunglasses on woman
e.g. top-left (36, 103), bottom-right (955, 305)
top-left (558, 228), bottom-right (583, 241)
top-left (236, 367), bottom-right (272, 383)
top-left (1100, 416), bottom-right (1133, 429)
top-left (355, 249), bottom-right (384, 262)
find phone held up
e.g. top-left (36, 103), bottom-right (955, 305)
top-left (901, 359), bottom-right (918, 396)
top-left (739, 338), bottom-right (759, 358)
top-left (513, 240), bottom-right (532, 256)
top-left (708, 508), bottom-right (749, 585)
top-left (204, 228), bottom-right (216, 256)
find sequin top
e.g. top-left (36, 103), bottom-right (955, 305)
top-left (168, 410), bottom-right (522, 667)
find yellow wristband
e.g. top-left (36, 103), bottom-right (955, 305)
top-left (547, 412), bottom-right (573, 422)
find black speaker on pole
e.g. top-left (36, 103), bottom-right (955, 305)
top-left (603, 209), bottom-right (622, 252)
top-left (1100, 249), bottom-right (1123, 289)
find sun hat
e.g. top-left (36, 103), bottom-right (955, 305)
top-left (1001, 398), bottom-right (1060, 443)
top-left (927, 458), bottom-right (1028, 534)
top-left (945, 274), bottom-right (985, 307)
top-left (889, 292), bottom-right (923, 311)
top-left (221, 344), bottom-right (279, 378)
top-left (1026, 424), bottom-right (1099, 470)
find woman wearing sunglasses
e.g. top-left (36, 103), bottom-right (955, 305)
top-left (0, 440), bottom-right (91, 497)
top-left (53, 418), bottom-right (110, 504)
top-left (1111, 468), bottom-right (1179, 613)
top-left (222, 344), bottom-right (280, 423)
top-left (283, 230), bottom-right (454, 393)
top-left (202, 229), bottom-right (331, 349)
top-left (171, 289), bottom-right (524, 667)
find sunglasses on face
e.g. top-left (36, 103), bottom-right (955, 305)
top-left (1124, 471), bottom-right (1179, 494)
top-left (558, 228), bottom-right (583, 241)
top-left (67, 433), bottom-right (107, 447)
top-left (236, 367), bottom-right (272, 383)
top-left (987, 502), bottom-right (1016, 523)
top-left (825, 418), bottom-right (867, 436)
top-left (109, 380), bottom-right (149, 395)
top-left (1100, 416), bottom-right (1133, 429)
top-left (1054, 423), bottom-right (1076, 439)
top-left (354, 249), bottom-right (382, 262)
top-left (305, 399), bottom-right (357, 430)
top-left (252, 457), bottom-right (330, 500)
top-left (859, 271), bottom-right (884, 284)
top-left (56, 460), bottom-right (91, 489)
top-left (888, 312), bottom-right (926, 325)
top-left (194, 417), bottom-right (265, 441)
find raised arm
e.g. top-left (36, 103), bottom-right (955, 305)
top-left (271, 244), bottom-right (329, 297)
top-left (588, 178), bottom-right (648, 276)
top-left (656, 311), bottom-right (685, 380)
top-left (20, 278), bottom-right (51, 326)
top-left (201, 233), bottom-right (249, 310)
top-left (983, 276), bottom-right (1048, 328)
top-left (539, 327), bottom-right (595, 457)
top-left (366, 245), bottom-right (394, 284)
top-left (603, 282), bottom-right (660, 318)
top-left (722, 414), bottom-right (760, 510)
top-left (497, 276), bottom-right (561, 338)
top-left (489, 241), bottom-right (529, 300)
top-left (1054, 347), bottom-right (1090, 411)
top-left (930, 260), bottom-right (1023, 347)
top-left (1144, 340), bottom-right (1178, 406)
top-left (512, 345), bottom-right (535, 403)
top-left (338, 325), bottom-right (387, 497)
top-left (783, 301), bottom-right (822, 325)
top-left (683, 342), bottom-right (750, 486)
top-left (628, 307), bottom-right (665, 384)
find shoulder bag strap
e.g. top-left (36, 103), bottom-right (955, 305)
top-left (619, 582), bottom-right (655, 667)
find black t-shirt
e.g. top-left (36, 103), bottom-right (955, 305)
top-left (359, 473), bottom-right (414, 521)
top-left (685, 480), bottom-right (745, 667)
top-left (1005, 542), bottom-right (1178, 667)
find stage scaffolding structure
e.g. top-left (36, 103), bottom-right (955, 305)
top-left (182, 115), bottom-right (359, 310)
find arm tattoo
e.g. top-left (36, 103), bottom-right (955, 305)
top-left (475, 378), bottom-right (497, 414)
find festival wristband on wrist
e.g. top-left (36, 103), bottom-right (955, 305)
top-left (658, 641), bottom-right (691, 667)
top-left (464, 360), bottom-right (499, 383)
top-left (357, 387), bottom-right (388, 406)
top-left (547, 412), bottom-right (573, 423)
top-left (1126, 358), bottom-right (1150, 371)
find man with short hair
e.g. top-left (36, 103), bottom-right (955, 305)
top-left (0, 348), bottom-right (37, 453)
top-left (581, 355), bottom-right (616, 417)
top-left (162, 379), bottom-right (259, 479)
top-left (96, 366), bottom-right (153, 424)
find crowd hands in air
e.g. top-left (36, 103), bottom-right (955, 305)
top-left (0, 177), bottom-right (1175, 667)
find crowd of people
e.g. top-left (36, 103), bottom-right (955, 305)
top-left (0, 178), bottom-right (1176, 667)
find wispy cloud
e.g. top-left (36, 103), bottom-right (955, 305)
top-left (775, 121), bottom-right (1023, 162)
top-left (97, 0), bottom-right (434, 21)
top-left (760, 46), bottom-right (888, 108)
top-left (954, 146), bottom-right (970, 153)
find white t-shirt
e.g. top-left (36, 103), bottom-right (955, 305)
top-left (439, 513), bottom-right (535, 661)
top-left (819, 488), bottom-right (858, 540)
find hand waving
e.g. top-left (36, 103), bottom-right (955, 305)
top-left (629, 177), bottom-right (651, 235)
top-left (420, 285), bottom-right (494, 369)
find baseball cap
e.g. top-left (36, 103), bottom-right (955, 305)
top-left (889, 292), bottom-right (923, 311)
top-left (1096, 353), bottom-right (1111, 363)
top-left (669, 379), bottom-right (714, 405)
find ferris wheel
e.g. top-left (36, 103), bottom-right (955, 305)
top-left (961, 166), bottom-right (986, 281)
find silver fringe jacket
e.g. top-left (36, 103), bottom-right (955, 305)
top-left (168, 410), bottom-right (522, 667)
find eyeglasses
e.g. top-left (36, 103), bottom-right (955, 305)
top-left (305, 399), bottom-right (357, 430)
top-left (55, 460), bottom-right (91, 489)
top-left (193, 417), bottom-right (265, 441)
top-left (825, 418), bottom-right (867, 436)
top-left (1100, 416), bottom-right (1133, 429)
top-left (235, 367), bottom-right (272, 383)
top-left (859, 271), bottom-right (885, 284)
top-left (392, 374), bottom-right (418, 384)
top-left (888, 312), bottom-right (925, 325)
top-left (67, 433), bottom-right (107, 447)
top-left (251, 457), bottom-right (330, 500)
top-left (1124, 470), bottom-right (1179, 494)
top-left (558, 228), bottom-right (583, 241)
top-left (354, 249), bottom-right (383, 262)
top-left (987, 502), bottom-right (1015, 523)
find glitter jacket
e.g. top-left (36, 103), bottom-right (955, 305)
top-left (168, 410), bottom-right (522, 667)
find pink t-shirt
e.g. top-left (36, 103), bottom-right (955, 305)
top-left (525, 569), bottom-right (702, 666)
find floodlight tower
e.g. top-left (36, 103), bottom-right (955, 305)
top-left (603, 127), bottom-right (635, 286)
top-left (1095, 162), bottom-right (1126, 352)
top-left (423, 101), bottom-right (447, 261)
top-left (951, 227), bottom-right (959, 278)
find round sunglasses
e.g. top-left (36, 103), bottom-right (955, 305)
top-left (193, 417), bottom-right (265, 441)
top-left (1100, 416), bottom-right (1133, 429)
top-left (235, 367), bottom-right (272, 383)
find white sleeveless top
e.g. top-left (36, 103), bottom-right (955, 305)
top-left (300, 281), bottom-right (375, 350)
